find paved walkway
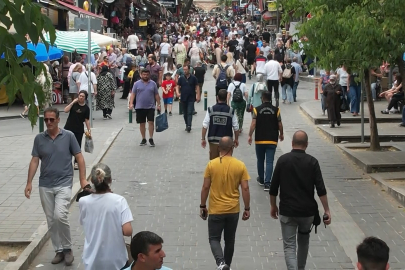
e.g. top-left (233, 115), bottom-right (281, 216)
top-left (23, 77), bottom-right (405, 270)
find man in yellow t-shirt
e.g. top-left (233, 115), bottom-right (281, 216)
top-left (200, 136), bottom-right (251, 270)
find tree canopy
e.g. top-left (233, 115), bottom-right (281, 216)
top-left (281, 0), bottom-right (405, 150)
top-left (0, 0), bottom-right (56, 126)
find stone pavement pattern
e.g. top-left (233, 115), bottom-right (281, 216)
top-left (24, 77), bottom-right (405, 270)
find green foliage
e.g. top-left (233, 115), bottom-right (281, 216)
top-left (0, 0), bottom-right (56, 127)
top-left (217, 0), bottom-right (232, 8)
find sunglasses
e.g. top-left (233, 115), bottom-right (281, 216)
top-left (44, 118), bottom-right (56, 123)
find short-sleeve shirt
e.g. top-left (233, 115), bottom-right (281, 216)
top-left (161, 79), bottom-right (176, 99)
top-left (132, 79), bottom-right (158, 109)
top-left (64, 103), bottom-right (90, 133)
top-left (32, 129), bottom-right (81, 188)
top-left (145, 63), bottom-right (161, 84)
top-left (178, 74), bottom-right (198, 102)
top-left (204, 156), bottom-right (250, 214)
top-left (79, 193), bottom-right (133, 270)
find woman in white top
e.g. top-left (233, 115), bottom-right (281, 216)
top-left (162, 56), bottom-right (177, 75)
top-left (188, 42), bottom-right (201, 68)
top-left (159, 38), bottom-right (171, 66)
top-left (226, 51), bottom-right (234, 66)
top-left (234, 54), bottom-right (247, 83)
top-left (336, 64), bottom-right (349, 102)
top-left (227, 73), bottom-right (248, 132)
top-left (79, 163), bottom-right (133, 270)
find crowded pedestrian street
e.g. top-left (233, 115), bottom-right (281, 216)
top-left (0, 76), bottom-right (399, 269)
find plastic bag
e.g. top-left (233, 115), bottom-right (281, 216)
top-left (155, 112), bottom-right (168, 132)
top-left (85, 136), bottom-right (94, 153)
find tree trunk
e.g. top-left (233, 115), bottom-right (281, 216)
top-left (364, 69), bottom-right (381, 151)
top-left (181, 0), bottom-right (193, 23)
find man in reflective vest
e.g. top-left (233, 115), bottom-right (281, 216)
top-left (201, 89), bottom-right (240, 160)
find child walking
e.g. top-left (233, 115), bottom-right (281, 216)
top-left (161, 72), bottom-right (176, 116)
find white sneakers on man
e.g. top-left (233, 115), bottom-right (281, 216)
top-left (217, 262), bottom-right (231, 270)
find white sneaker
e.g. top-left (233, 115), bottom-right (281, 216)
top-left (217, 262), bottom-right (230, 270)
top-left (389, 109), bottom-right (398, 114)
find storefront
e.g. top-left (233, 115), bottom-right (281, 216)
top-left (36, 0), bottom-right (69, 30)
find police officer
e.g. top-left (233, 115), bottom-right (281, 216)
top-left (201, 89), bottom-right (239, 160)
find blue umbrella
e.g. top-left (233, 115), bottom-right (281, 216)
top-left (1, 42), bottom-right (63, 62)
top-left (16, 42), bottom-right (63, 62)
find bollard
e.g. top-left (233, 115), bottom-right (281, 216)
top-left (39, 110), bottom-right (44, 133)
top-left (204, 91), bottom-right (207, 111)
top-left (314, 78), bottom-right (319, 100)
top-left (179, 100), bottom-right (183, 115)
top-left (129, 109), bottom-right (132, 123)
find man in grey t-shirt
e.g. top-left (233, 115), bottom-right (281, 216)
top-left (24, 107), bottom-right (90, 266)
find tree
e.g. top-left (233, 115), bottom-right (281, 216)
top-left (0, 0), bottom-right (56, 127)
top-left (281, 0), bottom-right (405, 151)
top-left (181, 0), bottom-right (194, 22)
top-left (217, 0), bottom-right (232, 7)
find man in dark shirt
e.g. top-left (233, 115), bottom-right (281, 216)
top-left (269, 130), bottom-right (331, 270)
top-left (262, 29), bottom-right (270, 43)
top-left (227, 35), bottom-right (239, 60)
top-left (176, 65), bottom-right (201, 132)
top-left (245, 39), bottom-right (257, 79)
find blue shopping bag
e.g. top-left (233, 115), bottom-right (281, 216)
top-left (155, 112), bottom-right (168, 132)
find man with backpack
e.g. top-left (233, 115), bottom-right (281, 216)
top-left (269, 130), bottom-right (331, 270)
top-left (212, 55), bottom-right (235, 96)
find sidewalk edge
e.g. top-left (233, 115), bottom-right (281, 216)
top-left (4, 127), bottom-right (123, 270)
top-left (370, 174), bottom-right (405, 207)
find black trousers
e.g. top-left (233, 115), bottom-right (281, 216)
top-left (208, 213), bottom-right (239, 267)
top-left (121, 81), bottom-right (131, 99)
top-left (102, 108), bottom-right (113, 117)
top-left (129, 49), bottom-right (137, 56)
top-left (267, 80), bottom-right (280, 106)
top-left (388, 94), bottom-right (404, 110)
top-left (71, 130), bottom-right (83, 163)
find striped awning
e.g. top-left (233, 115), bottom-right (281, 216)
top-left (44, 31), bottom-right (100, 54)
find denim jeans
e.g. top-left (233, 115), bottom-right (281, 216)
top-left (281, 84), bottom-right (287, 100)
top-left (349, 85), bottom-right (361, 113)
top-left (280, 215), bottom-right (314, 270)
top-left (255, 144), bottom-right (277, 185)
top-left (208, 213), bottom-right (239, 267)
top-left (181, 101), bottom-right (194, 128)
top-left (160, 54), bottom-right (169, 65)
top-left (292, 81), bottom-right (299, 101)
top-left (39, 186), bottom-right (72, 252)
top-left (285, 84), bottom-right (293, 103)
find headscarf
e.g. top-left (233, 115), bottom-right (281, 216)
top-left (99, 65), bottom-right (109, 76)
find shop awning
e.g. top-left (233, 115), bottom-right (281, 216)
top-left (56, 0), bottom-right (107, 21)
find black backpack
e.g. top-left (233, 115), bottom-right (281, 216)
top-left (232, 82), bottom-right (243, 102)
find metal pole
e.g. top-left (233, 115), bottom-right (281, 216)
top-left (204, 91), bottom-right (207, 111)
top-left (39, 109), bottom-right (44, 133)
top-left (276, 1), bottom-right (279, 33)
top-left (87, 8), bottom-right (93, 128)
top-left (361, 77), bottom-right (365, 143)
top-left (314, 78), bottom-right (319, 100)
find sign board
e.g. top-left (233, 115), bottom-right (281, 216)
top-left (267, 1), bottom-right (277, 11)
top-left (159, 1), bottom-right (174, 8)
top-left (74, 17), bottom-right (102, 32)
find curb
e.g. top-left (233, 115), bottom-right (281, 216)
top-left (0, 110), bottom-right (64, 121)
top-left (370, 174), bottom-right (405, 207)
top-left (4, 127), bottom-right (123, 270)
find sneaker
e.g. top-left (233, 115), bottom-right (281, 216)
top-left (64, 250), bottom-right (74, 266)
top-left (264, 185), bottom-right (270, 191)
top-left (256, 176), bottom-right (264, 186)
top-left (337, 120), bottom-right (341, 127)
top-left (217, 262), bottom-right (230, 270)
top-left (51, 252), bottom-right (64, 264)
top-left (106, 114), bottom-right (112, 119)
top-left (169, 112), bottom-right (172, 116)
top-left (381, 110), bottom-right (389, 114)
top-left (193, 111), bottom-right (197, 115)
top-left (149, 138), bottom-right (155, 147)
top-left (140, 139), bottom-right (147, 146)
top-left (389, 109), bottom-right (398, 114)
top-left (103, 116), bottom-right (108, 120)
top-left (74, 163), bottom-right (79, 170)
top-left (399, 123), bottom-right (405, 127)
top-left (186, 126), bottom-right (191, 133)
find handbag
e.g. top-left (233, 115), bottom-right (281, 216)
top-left (155, 112), bottom-right (168, 132)
top-left (340, 96), bottom-right (349, 112)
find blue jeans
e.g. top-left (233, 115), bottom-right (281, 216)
top-left (241, 74), bottom-right (246, 83)
top-left (349, 85), bottom-right (361, 113)
top-left (292, 81), bottom-right (299, 101)
top-left (281, 84), bottom-right (288, 101)
top-left (255, 144), bottom-right (277, 185)
top-left (181, 101), bottom-right (194, 128)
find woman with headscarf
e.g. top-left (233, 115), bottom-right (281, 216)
top-left (227, 73), bottom-right (248, 132)
top-left (323, 74), bottom-right (342, 127)
top-left (79, 163), bottom-right (133, 270)
top-left (96, 66), bottom-right (116, 120)
top-left (174, 39), bottom-right (187, 67)
top-left (247, 74), bottom-right (268, 113)
top-left (188, 42), bottom-right (201, 68)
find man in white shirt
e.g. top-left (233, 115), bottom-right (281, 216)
top-left (127, 32), bottom-right (139, 55)
top-left (228, 27), bottom-right (238, 39)
top-left (264, 54), bottom-right (282, 107)
top-left (77, 65), bottom-right (97, 95)
top-left (261, 42), bottom-right (271, 58)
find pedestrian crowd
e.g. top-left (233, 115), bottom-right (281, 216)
top-left (22, 12), bottom-right (395, 270)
